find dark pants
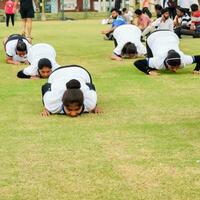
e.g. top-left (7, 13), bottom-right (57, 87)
top-left (6, 14), bottom-right (14, 26)
top-left (174, 25), bottom-right (200, 38)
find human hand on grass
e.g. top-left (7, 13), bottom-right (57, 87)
top-left (30, 76), bottom-right (40, 80)
top-left (91, 106), bottom-right (102, 114)
top-left (148, 70), bottom-right (159, 76)
top-left (41, 108), bottom-right (51, 116)
top-left (14, 61), bottom-right (20, 65)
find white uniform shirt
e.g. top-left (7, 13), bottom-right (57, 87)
top-left (113, 24), bottom-right (146, 56)
top-left (5, 39), bottom-right (31, 62)
top-left (147, 31), bottom-right (194, 69)
top-left (23, 43), bottom-right (60, 76)
top-left (43, 66), bottom-right (97, 114)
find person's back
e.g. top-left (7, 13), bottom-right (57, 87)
top-left (148, 31), bottom-right (180, 58)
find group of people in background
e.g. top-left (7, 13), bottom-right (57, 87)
top-left (102, 0), bottom-right (200, 39)
top-left (101, 1), bottom-right (200, 75)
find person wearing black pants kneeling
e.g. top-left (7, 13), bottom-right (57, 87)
top-left (134, 30), bottom-right (200, 75)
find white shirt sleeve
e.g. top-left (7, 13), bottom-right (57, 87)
top-left (5, 42), bottom-right (14, 57)
top-left (83, 89), bottom-right (97, 112)
top-left (43, 90), bottom-right (63, 114)
top-left (23, 65), bottom-right (38, 76)
top-left (181, 55), bottom-right (194, 67)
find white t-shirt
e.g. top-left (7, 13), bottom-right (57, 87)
top-left (151, 17), bottom-right (174, 31)
top-left (23, 43), bottom-right (60, 76)
top-left (178, 0), bottom-right (199, 9)
top-left (147, 31), bottom-right (194, 69)
top-left (5, 39), bottom-right (31, 62)
top-left (113, 24), bottom-right (146, 56)
top-left (43, 66), bottom-right (97, 114)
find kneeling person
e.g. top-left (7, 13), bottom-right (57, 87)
top-left (17, 43), bottom-right (60, 79)
top-left (134, 30), bottom-right (200, 75)
top-left (4, 34), bottom-right (32, 65)
top-left (42, 65), bottom-right (99, 117)
top-left (112, 24), bottom-right (147, 61)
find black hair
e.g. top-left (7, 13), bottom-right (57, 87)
top-left (161, 7), bottom-right (169, 15)
top-left (166, 50), bottom-right (181, 67)
top-left (155, 4), bottom-right (162, 11)
top-left (121, 42), bottom-right (137, 56)
top-left (118, 10), bottom-right (122, 15)
top-left (38, 58), bottom-right (52, 70)
top-left (111, 8), bottom-right (119, 13)
top-left (191, 4), bottom-right (199, 12)
top-left (122, 8), bottom-right (127, 13)
top-left (176, 6), bottom-right (186, 14)
top-left (16, 38), bottom-right (27, 52)
top-left (62, 79), bottom-right (83, 107)
top-left (135, 9), bottom-right (142, 15)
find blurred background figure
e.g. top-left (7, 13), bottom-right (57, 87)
top-left (174, 6), bottom-right (191, 38)
top-left (134, 9), bottom-right (151, 31)
top-left (142, 0), bottom-right (152, 18)
top-left (114, 0), bottom-right (121, 10)
top-left (4, 0), bottom-right (15, 27)
top-left (167, 0), bottom-right (177, 19)
top-left (154, 4), bottom-right (163, 18)
top-left (122, 7), bottom-right (133, 23)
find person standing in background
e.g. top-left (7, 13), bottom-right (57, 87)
top-left (142, 0), bottom-right (152, 18)
top-left (13, 0), bottom-right (39, 41)
top-left (4, 0), bottom-right (15, 27)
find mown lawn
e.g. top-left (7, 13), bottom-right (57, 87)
top-left (0, 20), bottom-right (200, 200)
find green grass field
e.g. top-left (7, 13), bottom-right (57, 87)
top-left (0, 20), bottom-right (200, 200)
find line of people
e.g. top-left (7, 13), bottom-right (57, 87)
top-left (3, 34), bottom-right (100, 117)
top-left (102, 23), bottom-right (200, 74)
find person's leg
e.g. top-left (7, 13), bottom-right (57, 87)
top-left (6, 14), bottom-right (10, 27)
top-left (22, 18), bottom-right (27, 36)
top-left (26, 18), bottom-right (32, 38)
top-left (194, 26), bottom-right (200, 38)
top-left (11, 14), bottom-right (15, 26)
top-left (180, 29), bottom-right (196, 37)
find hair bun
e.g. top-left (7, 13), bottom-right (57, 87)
top-left (66, 79), bottom-right (81, 89)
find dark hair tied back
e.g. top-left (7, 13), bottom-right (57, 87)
top-left (16, 38), bottom-right (27, 52)
top-left (66, 79), bottom-right (81, 89)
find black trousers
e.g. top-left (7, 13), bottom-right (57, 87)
top-left (6, 14), bottom-right (14, 26)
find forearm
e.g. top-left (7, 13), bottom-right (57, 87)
top-left (17, 70), bottom-right (31, 79)
top-left (111, 53), bottom-right (122, 61)
top-left (193, 55), bottom-right (200, 71)
top-left (6, 58), bottom-right (19, 65)
top-left (134, 59), bottom-right (152, 74)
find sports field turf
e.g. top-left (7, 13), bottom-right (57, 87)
top-left (0, 20), bottom-right (200, 200)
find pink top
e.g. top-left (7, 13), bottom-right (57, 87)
top-left (143, 0), bottom-right (149, 8)
top-left (5, 0), bottom-right (14, 14)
